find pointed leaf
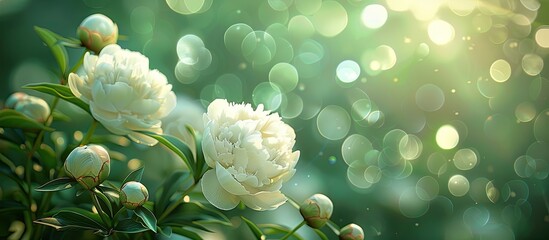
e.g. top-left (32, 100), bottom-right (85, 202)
top-left (34, 26), bottom-right (69, 74)
top-left (135, 206), bottom-right (157, 233)
top-left (241, 216), bottom-right (265, 240)
top-left (141, 132), bottom-right (195, 176)
top-left (24, 83), bottom-right (90, 114)
top-left (35, 177), bottom-right (75, 192)
top-left (0, 109), bottom-right (54, 131)
top-left (158, 226), bottom-right (173, 238)
top-left (172, 227), bottom-right (203, 240)
top-left (114, 219), bottom-right (149, 234)
top-left (94, 189), bottom-right (114, 217)
top-left (35, 210), bottom-right (106, 232)
top-left (161, 201), bottom-right (231, 227)
top-left (122, 167), bottom-right (144, 186)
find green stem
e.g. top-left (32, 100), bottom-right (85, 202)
top-left (80, 120), bottom-right (97, 145)
top-left (280, 220), bottom-right (305, 240)
top-left (157, 183), bottom-right (197, 222)
top-left (287, 196), bottom-right (300, 209)
top-left (25, 97), bottom-right (60, 240)
top-left (326, 220), bottom-right (341, 236)
top-left (89, 190), bottom-right (111, 228)
top-left (69, 49), bottom-right (87, 74)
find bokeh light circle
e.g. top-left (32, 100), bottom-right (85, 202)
top-left (269, 63), bottom-right (299, 92)
top-left (361, 4), bottom-right (388, 29)
top-left (490, 59), bottom-right (512, 83)
top-left (341, 134), bottom-right (373, 165)
top-left (336, 60), bottom-right (361, 83)
top-left (453, 148), bottom-right (478, 170)
top-left (448, 175), bottom-right (470, 197)
top-left (436, 125), bottom-right (459, 150)
top-left (415, 84), bottom-right (445, 112)
top-left (317, 105), bottom-right (351, 140)
top-left (428, 20), bottom-right (455, 45)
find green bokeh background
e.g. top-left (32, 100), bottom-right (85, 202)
top-left (1, 0), bottom-right (549, 239)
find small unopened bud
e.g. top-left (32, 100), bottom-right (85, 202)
top-left (299, 193), bottom-right (333, 229)
top-left (77, 13), bottom-right (118, 53)
top-left (5, 92), bottom-right (28, 108)
top-left (64, 145), bottom-right (110, 189)
top-left (6, 92), bottom-right (51, 123)
top-left (339, 223), bottom-right (364, 240)
top-left (120, 181), bottom-right (149, 210)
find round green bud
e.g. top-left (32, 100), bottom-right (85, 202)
top-left (120, 181), bottom-right (149, 210)
top-left (7, 92), bottom-right (51, 123)
top-left (64, 145), bottom-right (110, 190)
top-left (299, 193), bottom-right (333, 229)
top-left (77, 13), bottom-right (118, 53)
top-left (339, 223), bottom-right (364, 240)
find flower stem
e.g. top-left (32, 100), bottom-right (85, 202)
top-left (25, 97), bottom-right (59, 240)
top-left (157, 183), bottom-right (197, 222)
top-left (326, 220), bottom-right (341, 236)
top-left (280, 220), bottom-right (305, 240)
top-left (287, 196), bottom-right (300, 209)
top-left (80, 120), bottom-right (97, 145)
top-left (89, 190), bottom-right (111, 228)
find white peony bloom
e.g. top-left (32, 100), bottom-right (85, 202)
top-left (68, 44), bottom-right (176, 146)
top-left (201, 99), bottom-right (300, 211)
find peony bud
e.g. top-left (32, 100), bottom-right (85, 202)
top-left (64, 145), bottom-right (110, 189)
top-left (5, 92), bottom-right (28, 109)
top-left (339, 223), bottom-right (364, 240)
top-left (77, 13), bottom-right (118, 53)
top-left (299, 194), bottom-right (333, 229)
top-left (120, 181), bottom-right (149, 210)
top-left (6, 92), bottom-right (51, 123)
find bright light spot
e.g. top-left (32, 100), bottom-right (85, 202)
top-left (490, 59), bottom-right (512, 82)
top-left (448, 0), bottom-right (476, 16)
top-left (428, 19), bottom-right (455, 45)
top-left (436, 125), bottom-right (459, 150)
top-left (361, 4), bottom-right (388, 29)
top-left (535, 27), bottom-right (549, 48)
top-left (448, 175), bottom-right (470, 197)
top-left (336, 60), bottom-right (361, 83)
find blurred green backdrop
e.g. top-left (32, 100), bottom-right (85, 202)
top-left (1, 0), bottom-right (549, 239)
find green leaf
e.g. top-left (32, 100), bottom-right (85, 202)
top-left (314, 229), bottom-right (329, 240)
top-left (114, 219), bottom-right (149, 234)
top-left (122, 167), bottom-right (144, 186)
top-left (34, 26), bottom-right (69, 75)
top-left (0, 200), bottom-right (26, 213)
top-left (52, 110), bottom-right (71, 122)
top-left (241, 216), bottom-right (265, 240)
top-left (141, 132), bottom-right (195, 176)
top-left (94, 189), bottom-right (114, 217)
top-left (0, 109), bottom-right (54, 131)
top-left (172, 227), bottom-right (203, 240)
top-left (24, 83), bottom-right (90, 114)
top-left (161, 202), bottom-right (231, 227)
top-left (35, 210), bottom-right (106, 232)
top-left (156, 171), bottom-right (193, 214)
top-left (134, 206), bottom-right (157, 233)
top-left (158, 226), bottom-right (173, 238)
top-left (35, 177), bottom-right (75, 192)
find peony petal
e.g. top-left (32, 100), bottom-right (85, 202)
top-left (239, 191), bottom-right (287, 211)
top-left (91, 81), bottom-right (117, 112)
top-left (216, 162), bottom-right (249, 195)
top-left (156, 91), bottom-right (177, 119)
top-left (201, 169), bottom-right (239, 210)
top-left (127, 132), bottom-right (159, 146)
top-left (104, 81), bottom-right (135, 111)
top-left (201, 129), bottom-right (218, 168)
top-left (128, 99), bottom-right (161, 115)
top-left (207, 99), bottom-right (229, 121)
top-left (68, 73), bottom-right (92, 103)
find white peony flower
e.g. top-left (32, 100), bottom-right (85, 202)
top-left (68, 44), bottom-right (176, 146)
top-left (201, 99), bottom-right (300, 211)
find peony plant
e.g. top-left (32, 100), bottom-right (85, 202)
top-left (68, 44), bottom-right (177, 146)
top-left (201, 99), bottom-right (300, 210)
top-left (0, 12), bottom-right (365, 240)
